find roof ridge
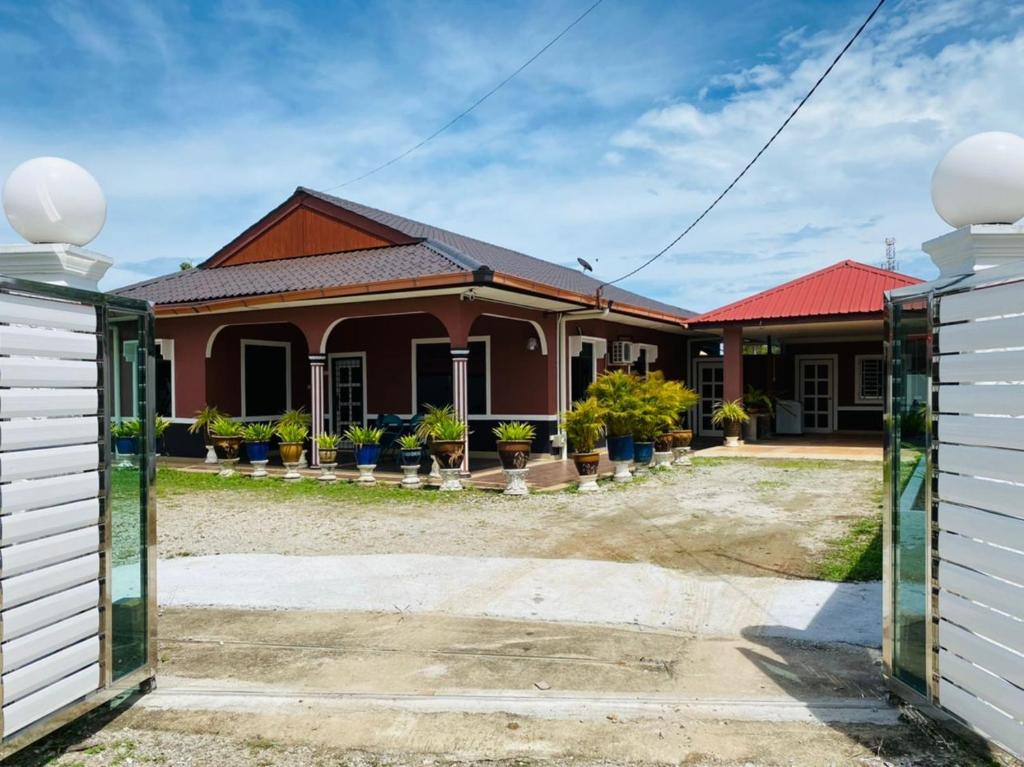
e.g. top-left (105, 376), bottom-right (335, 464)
top-left (419, 239), bottom-right (482, 271)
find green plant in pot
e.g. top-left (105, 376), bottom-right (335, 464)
top-left (669, 383), bottom-right (699, 451)
top-left (155, 416), bottom-right (171, 455)
top-left (112, 419), bottom-right (142, 468)
top-left (711, 399), bottom-right (750, 447)
top-left (343, 425), bottom-right (385, 484)
top-left (188, 405), bottom-right (225, 463)
top-left (279, 407), bottom-right (313, 467)
top-left (316, 432), bottom-right (342, 482)
top-left (561, 397), bottom-right (605, 492)
top-left (420, 410), bottom-right (467, 490)
top-left (209, 416), bottom-right (244, 476)
top-left (274, 420), bottom-right (309, 480)
top-left (397, 433), bottom-right (424, 488)
top-left (493, 421), bottom-right (536, 470)
top-left (743, 385), bottom-right (774, 443)
top-left (242, 422), bottom-right (274, 477)
top-left (587, 370), bottom-right (641, 482)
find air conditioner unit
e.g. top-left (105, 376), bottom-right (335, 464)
top-left (609, 340), bottom-right (635, 366)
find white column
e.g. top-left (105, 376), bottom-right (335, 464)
top-left (309, 354), bottom-right (325, 468)
top-left (451, 348), bottom-right (470, 474)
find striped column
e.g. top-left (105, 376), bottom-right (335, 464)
top-left (451, 348), bottom-right (470, 474)
top-left (309, 354), bottom-right (325, 468)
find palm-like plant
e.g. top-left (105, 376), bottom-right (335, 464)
top-left (492, 421), bottom-right (536, 442)
top-left (274, 421), bottom-right (309, 444)
top-left (343, 425), bottom-right (385, 446)
top-left (397, 434), bottom-right (422, 450)
top-left (188, 405), bottom-right (225, 443)
top-left (209, 415), bottom-right (244, 437)
top-left (317, 432), bottom-right (342, 450)
top-left (242, 422), bottom-right (275, 442)
top-left (278, 407), bottom-right (311, 429)
top-left (587, 370), bottom-right (642, 438)
top-left (711, 399), bottom-right (750, 427)
top-left (561, 397), bottom-right (605, 454)
top-left (414, 404), bottom-right (457, 442)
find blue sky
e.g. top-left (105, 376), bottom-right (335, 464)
top-left (1, 0), bottom-right (1021, 311)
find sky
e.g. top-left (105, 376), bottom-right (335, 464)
top-left (0, 0), bottom-right (1022, 312)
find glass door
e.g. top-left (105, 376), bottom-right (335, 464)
top-left (106, 308), bottom-right (152, 680)
top-left (696, 360), bottom-right (723, 435)
top-left (799, 358), bottom-right (835, 433)
top-left (889, 300), bottom-right (930, 694)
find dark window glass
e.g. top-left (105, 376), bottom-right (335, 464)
top-left (416, 341), bottom-right (486, 414)
top-left (155, 347), bottom-right (172, 417)
top-left (570, 342), bottom-right (595, 404)
top-left (244, 343), bottom-right (289, 416)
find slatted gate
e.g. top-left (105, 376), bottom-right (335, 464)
top-left (885, 259), bottom-right (1024, 760)
top-left (0, 277), bottom-right (155, 757)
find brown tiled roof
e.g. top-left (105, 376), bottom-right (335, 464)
top-left (115, 187), bottom-right (692, 319)
top-left (114, 243), bottom-right (463, 305)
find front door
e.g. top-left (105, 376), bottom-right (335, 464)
top-left (695, 359), bottom-right (724, 436)
top-left (331, 355), bottom-right (365, 435)
top-left (798, 357), bottom-right (835, 433)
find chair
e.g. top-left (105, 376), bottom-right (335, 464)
top-left (377, 414), bottom-right (404, 463)
top-left (407, 412), bottom-right (425, 437)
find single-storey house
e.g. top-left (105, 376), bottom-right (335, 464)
top-left (685, 260), bottom-right (921, 437)
top-left (115, 188), bottom-right (693, 466)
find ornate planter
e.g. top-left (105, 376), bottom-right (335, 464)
top-left (212, 435), bottom-right (241, 460)
top-left (431, 440), bottom-right (465, 470)
top-left (400, 448), bottom-right (422, 488)
top-left (246, 441), bottom-right (270, 463)
top-left (671, 429), bottom-right (693, 448)
top-left (723, 420), bottom-right (742, 447)
top-left (572, 451), bottom-right (600, 493)
top-left (496, 440), bottom-right (531, 470)
top-left (606, 435), bottom-right (634, 483)
top-left (633, 441), bottom-right (654, 475)
top-left (115, 436), bottom-right (138, 455)
top-left (353, 444), bottom-right (381, 484)
top-left (279, 441), bottom-right (304, 480)
top-left (319, 447), bottom-right (338, 466)
top-left (654, 434), bottom-right (674, 453)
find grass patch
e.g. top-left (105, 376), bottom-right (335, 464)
top-left (693, 456), bottom-right (868, 471)
top-left (818, 512), bottom-right (883, 582)
top-left (154, 467), bottom-right (470, 504)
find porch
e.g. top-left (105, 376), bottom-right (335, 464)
top-left (692, 432), bottom-right (881, 461)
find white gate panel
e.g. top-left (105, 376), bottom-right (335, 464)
top-left (940, 680), bottom-right (1024, 758)
top-left (939, 531), bottom-right (1024, 587)
top-left (941, 652), bottom-right (1024, 727)
top-left (939, 314), bottom-right (1024, 353)
top-left (0, 472), bottom-right (99, 515)
top-left (0, 326), bottom-right (97, 360)
top-left (941, 620), bottom-right (1024, 690)
top-left (938, 473), bottom-right (1024, 520)
top-left (940, 349), bottom-right (1024, 384)
top-left (0, 444), bottom-right (98, 482)
top-left (0, 499), bottom-right (100, 545)
top-left (939, 503), bottom-right (1024, 556)
top-left (941, 281), bottom-right (1024, 323)
top-left (0, 390), bottom-right (98, 418)
top-left (1, 581), bottom-right (99, 641)
top-left (940, 591), bottom-right (1024, 658)
top-left (932, 414), bottom-right (1024, 449)
top-left (1, 609), bottom-right (99, 673)
top-left (938, 385), bottom-right (1024, 416)
top-left (0, 526), bottom-right (99, 578)
top-left (0, 293), bottom-right (96, 333)
top-left (0, 554), bottom-right (99, 608)
top-left (1, 664), bottom-right (99, 737)
top-left (0, 417), bottom-right (97, 452)
top-left (1, 637), bottom-right (99, 705)
top-left (937, 444), bottom-right (1024, 485)
top-left (0, 358), bottom-right (97, 388)
top-left (939, 560), bottom-right (1024, 621)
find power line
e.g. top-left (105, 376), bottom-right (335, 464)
top-left (598, 0), bottom-right (887, 293)
top-left (324, 0), bottom-right (605, 192)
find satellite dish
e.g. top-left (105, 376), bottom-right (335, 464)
top-left (577, 257), bottom-right (593, 273)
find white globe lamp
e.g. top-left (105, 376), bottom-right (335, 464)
top-left (2, 157), bottom-right (107, 246)
top-left (930, 132), bottom-right (1024, 228)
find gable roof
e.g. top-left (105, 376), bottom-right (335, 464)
top-left (687, 260), bottom-right (922, 327)
top-left (115, 187), bottom-right (692, 322)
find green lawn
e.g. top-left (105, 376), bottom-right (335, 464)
top-left (817, 512), bottom-right (882, 582)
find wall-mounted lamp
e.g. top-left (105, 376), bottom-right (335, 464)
top-left (526, 337), bottom-right (539, 352)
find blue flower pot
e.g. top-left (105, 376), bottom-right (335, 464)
top-left (400, 447), bottom-right (422, 467)
top-left (115, 436), bottom-right (138, 455)
top-left (606, 435), bottom-right (634, 462)
top-left (246, 441), bottom-right (270, 462)
top-left (633, 441), bottom-right (655, 466)
top-left (355, 444), bottom-right (381, 466)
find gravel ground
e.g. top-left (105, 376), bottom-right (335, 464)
top-left (157, 459), bottom-right (881, 579)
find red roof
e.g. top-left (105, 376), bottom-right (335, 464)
top-left (687, 260), bottom-right (922, 326)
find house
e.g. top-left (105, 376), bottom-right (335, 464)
top-left (115, 188), bottom-right (693, 466)
top-left (685, 260), bottom-right (921, 437)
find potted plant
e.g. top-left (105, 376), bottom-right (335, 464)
top-left (188, 405), bottom-right (224, 464)
top-left (645, 373), bottom-right (694, 470)
top-left (632, 374), bottom-right (673, 475)
top-left (397, 434), bottom-right (423, 488)
top-left (343, 425), bottom-right (385, 484)
top-left (278, 408), bottom-right (312, 468)
top-left (242, 422), bottom-right (274, 478)
top-left (209, 415), bottom-right (244, 476)
top-left (415, 404), bottom-right (455, 481)
top-left (492, 421), bottom-right (536, 495)
top-left (112, 419), bottom-right (141, 468)
top-left (743, 385), bottom-right (774, 443)
top-left (561, 397), bottom-right (605, 492)
top-left (155, 417), bottom-right (171, 456)
top-left (274, 421), bottom-right (309, 480)
top-left (668, 383), bottom-right (698, 462)
top-left (588, 370), bottom-right (641, 483)
top-left (316, 432), bottom-right (341, 482)
top-left (711, 399), bottom-right (750, 447)
top-left (427, 412), bottom-right (468, 491)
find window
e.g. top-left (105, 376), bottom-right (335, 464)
top-left (413, 339), bottom-right (488, 414)
top-left (241, 340), bottom-right (291, 417)
top-left (856, 355), bottom-right (884, 403)
top-left (155, 339), bottom-right (174, 417)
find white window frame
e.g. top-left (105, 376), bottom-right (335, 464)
top-left (794, 354), bottom-right (838, 434)
top-left (635, 342), bottom-right (658, 375)
top-left (155, 338), bottom-right (175, 418)
top-left (240, 339), bottom-right (292, 419)
top-left (410, 336), bottom-right (491, 415)
top-left (327, 351), bottom-right (367, 433)
top-left (568, 335), bottom-right (605, 406)
top-left (855, 354), bottom-right (885, 405)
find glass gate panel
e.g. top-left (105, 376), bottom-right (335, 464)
top-left (107, 308), bottom-right (151, 680)
top-left (889, 300), bottom-right (930, 694)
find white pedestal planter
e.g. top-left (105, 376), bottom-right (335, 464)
top-left (502, 468), bottom-right (529, 496)
top-left (672, 447), bottom-right (692, 466)
top-left (319, 463), bottom-right (337, 482)
top-left (429, 456), bottom-right (442, 481)
top-left (438, 468), bottom-right (463, 491)
top-left (612, 460), bottom-right (632, 483)
top-left (298, 449), bottom-right (308, 469)
top-left (250, 460), bottom-right (269, 478)
top-left (401, 466), bottom-right (421, 488)
top-left (633, 461), bottom-right (651, 477)
top-left (356, 464), bottom-right (376, 484)
top-left (577, 473), bottom-right (600, 493)
top-left (217, 458), bottom-right (239, 478)
top-left (282, 461), bottom-right (302, 481)
top-left (204, 445), bottom-right (217, 464)
top-left (653, 451), bottom-right (673, 470)
top-left (724, 436), bottom-right (740, 448)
